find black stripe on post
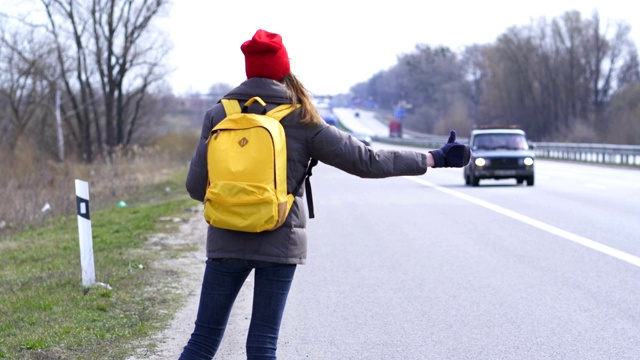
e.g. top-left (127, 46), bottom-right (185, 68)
top-left (76, 196), bottom-right (90, 220)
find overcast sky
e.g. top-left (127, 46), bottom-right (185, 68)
top-left (159, 0), bottom-right (639, 96)
top-left (1, 1), bottom-right (637, 96)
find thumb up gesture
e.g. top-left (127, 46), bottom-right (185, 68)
top-left (428, 130), bottom-right (471, 168)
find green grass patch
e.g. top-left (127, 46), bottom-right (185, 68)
top-left (0, 170), bottom-right (196, 359)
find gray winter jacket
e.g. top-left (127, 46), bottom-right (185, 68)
top-left (185, 78), bottom-right (428, 265)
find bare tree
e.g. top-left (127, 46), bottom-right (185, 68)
top-left (344, 9), bottom-right (640, 142)
top-left (350, 44), bottom-right (466, 121)
top-left (89, 0), bottom-right (170, 149)
top-left (459, 44), bottom-right (488, 125)
top-left (605, 83), bottom-right (640, 143)
top-left (40, 0), bottom-right (170, 162)
top-left (41, 0), bottom-right (98, 161)
top-left (473, 10), bottom-right (638, 140)
top-left (0, 23), bottom-right (52, 153)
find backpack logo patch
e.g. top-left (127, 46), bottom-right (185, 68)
top-left (238, 137), bottom-right (249, 147)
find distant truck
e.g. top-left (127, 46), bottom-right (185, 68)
top-left (323, 115), bottom-right (337, 127)
top-left (389, 120), bottom-right (402, 137)
top-left (317, 104), bottom-right (338, 126)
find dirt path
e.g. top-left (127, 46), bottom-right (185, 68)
top-left (127, 210), bottom-right (253, 360)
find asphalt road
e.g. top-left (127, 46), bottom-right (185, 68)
top-left (214, 110), bottom-right (640, 359)
top-left (332, 107), bottom-right (389, 136)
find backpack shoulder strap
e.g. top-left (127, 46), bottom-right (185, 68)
top-left (303, 158), bottom-right (319, 218)
top-left (207, 99), bottom-right (242, 143)
top-left (223, 97), bottom-right (299, 121)
top-left (221, 98), bottom-right (241, 115)
top-left (267, 103), bottom-right (301, 121)
top-left (292, 158), bottom-right (319, 219)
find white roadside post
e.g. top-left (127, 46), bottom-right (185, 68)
top-left (75, 179), bottom-right (95, 287)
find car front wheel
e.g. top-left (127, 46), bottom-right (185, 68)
top-left (470, 173), bottom-right (480, 187)
top-left (527, 175), bottom-right (535, 186)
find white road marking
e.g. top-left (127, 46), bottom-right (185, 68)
top-left (406, 176), bottom-right (640, 268)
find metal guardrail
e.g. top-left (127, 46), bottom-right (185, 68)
top-left (533, 142), bottom-right (640, 166)
top-left (373, 136), bottom-right (640, 167)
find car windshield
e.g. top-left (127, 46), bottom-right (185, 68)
top-left (473, 134), bottom-right (528, 150)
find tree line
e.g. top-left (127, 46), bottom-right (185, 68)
top-left (348, 10), bottom-right (640, 144)
top-left (2, 6), bottom-right (639, 167)
top-left (0, 0), bottom-right (171, 163)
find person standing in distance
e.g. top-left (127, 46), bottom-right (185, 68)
top-left (180, 29), bottom-right (470, 360)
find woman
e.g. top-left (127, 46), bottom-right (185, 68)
top-left (180, 29), bottom-right (469, 360)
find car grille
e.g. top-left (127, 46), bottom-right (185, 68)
top-left (488, 158), bottom-right (521, 169)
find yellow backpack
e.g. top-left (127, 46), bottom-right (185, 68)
top-left (203, 96), bottom-right (301, 232)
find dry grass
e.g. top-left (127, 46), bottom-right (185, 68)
top-left (0, 129), bottom-right (202, 358)
top-left (0, 131), bottom-right (198, 235)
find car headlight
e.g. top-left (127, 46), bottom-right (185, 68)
top-left (474, 158), bottom-right (486, 167)
top-left (523, 157), bottom-right (534, 166)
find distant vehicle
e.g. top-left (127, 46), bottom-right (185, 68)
top-left (463, 127), bottom-right (535, 186)
top-left (389, 120), bottom-right (402, 137)
top-left (317, 105), bottom-right (338, 126)
top-left (350, 132), bottom-right (372, 146)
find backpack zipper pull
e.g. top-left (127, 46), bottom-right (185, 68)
top-left (206, 130), bottom-right (222, 143)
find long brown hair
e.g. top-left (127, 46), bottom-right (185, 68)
top-left (281, 73), bottom-right (323, 126)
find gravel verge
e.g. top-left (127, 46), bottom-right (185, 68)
top-left (127, 211), bottom-right (253, 360)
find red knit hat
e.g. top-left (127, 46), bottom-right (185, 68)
top-left (241, 29), bottom-right (290, 81)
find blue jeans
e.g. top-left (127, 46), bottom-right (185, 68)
top-left (179, 258), bottom-right (297, 360)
